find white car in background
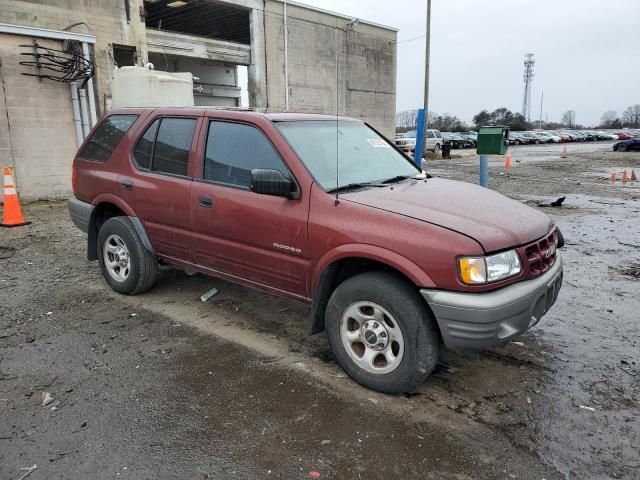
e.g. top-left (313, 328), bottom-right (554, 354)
top-left (395, 129), bottom-right (443, 154)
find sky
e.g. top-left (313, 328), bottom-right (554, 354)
top-left (300, 0), bottom-right (640, 126)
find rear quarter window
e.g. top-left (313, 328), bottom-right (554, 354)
top-left (79, 114), bottom-right (138, 161)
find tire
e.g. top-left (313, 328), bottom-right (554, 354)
top-left (325, 272), bottom-right (440, 393)
top-left (434, 143), bottom-right (441, 153)
top-left (97, 216), bottom-right (158, 295)
top-left (618, 144), bottom-right (627, 152)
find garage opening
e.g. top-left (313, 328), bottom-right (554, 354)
top-left (143, 0), bottom-right (251, 45)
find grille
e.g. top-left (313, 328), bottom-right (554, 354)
top-left (522, 230), bottom-right (558, 277)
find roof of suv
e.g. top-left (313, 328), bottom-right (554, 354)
top-left (108, 107), bottom-right (360, 123)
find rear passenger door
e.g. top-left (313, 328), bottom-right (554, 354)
top-left (119, 115), bottom-right (199, 262)
top-left (190, 119), bottom-right (309, 298)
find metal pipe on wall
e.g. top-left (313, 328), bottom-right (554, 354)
top-left (70, 82), bottom-right (84, 147)
top-left (284, 0), bottom-right (289, 111)
top-left (78, 87), bottom-right (90, 138)
top-left (81, 42), bottom-right (98, 126)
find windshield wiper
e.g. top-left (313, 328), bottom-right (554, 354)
top-left (381, 175), bottom-right (413, 184)
top-left (326, 182), bottom-right (387, 194)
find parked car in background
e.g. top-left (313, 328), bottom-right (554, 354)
top-left (613, 135), bottom-right (640, 151)
top-left (442, 133), bottom-right (472, 149)
top-left (521, 132), bottom-right (544, 144)
top-left (458, 133), bottom-right (477, 147)
top-left (69, 107), bottom-right (564, 393)
top-left (616, 131), bottom-right (636, 140)
top-left (395, 129), bottom-right (443, 154)
top-left (532, 131), bottom-right (561, 143)
top-left (508, 132), bottom-right (526, 145)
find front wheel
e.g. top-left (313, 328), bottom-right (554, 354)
top-left (325, 272), bottom-right (440, 393)
top-left (434, 143), bottom-right (441, 154)
top-left (97, 216), bottom-right (158, 295)
top-left (617, 144), bottom-right (627, 152)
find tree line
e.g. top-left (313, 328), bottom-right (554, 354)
top-left (396, 104), bottom-right (640, 132)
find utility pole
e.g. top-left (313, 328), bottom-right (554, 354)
top-left (423, 0), bottom-right (431, 131)
top-left (414, 0), bottom-right (432, 164)
top-left (538, 90), bottom-right (543, 129)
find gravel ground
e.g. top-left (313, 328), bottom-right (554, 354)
top-left (1, 141), bottom-right (639, 479)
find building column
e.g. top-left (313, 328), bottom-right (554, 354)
top-left (248, 7), bottom-right (267, 109)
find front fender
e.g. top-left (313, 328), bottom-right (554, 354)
top-left (311, 243), bottom-right (436, 296)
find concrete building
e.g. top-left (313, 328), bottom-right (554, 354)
top-left (0, 0), bottom-right (397, 200)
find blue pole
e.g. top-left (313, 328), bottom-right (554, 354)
top-left (479, 155), bottom-right (488, 187)
top-left (414, 108), bottom-right (426, 167)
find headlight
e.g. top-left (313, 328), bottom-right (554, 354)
top-left (458, 250), bottom-right (521, 285)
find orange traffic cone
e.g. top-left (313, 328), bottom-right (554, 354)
top-left (1, 166), bottom-right (30, 228)
top-left (505, 150), bottom-right (512, 169)
top-left (610, 170), bottom-right (616, 182)
top-left (561, 144), bottom-right (568, 158)
top-left (631, 169), bottom-right (638, 182)
top-left (622, 169), bottom-right (628, 183)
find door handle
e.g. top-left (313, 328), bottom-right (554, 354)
top-left (120, 180), bottom-right (133, 190)
top-left (199, 195), bottom-right (214, 208)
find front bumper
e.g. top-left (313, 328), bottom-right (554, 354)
top-left (421, 254), bottom-right (563, 349)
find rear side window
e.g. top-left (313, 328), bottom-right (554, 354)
top-left (133, 119), bottom-right (160, 170)
top-left (79, 114), bottom-right (137, 161)
top-left (204, 121), bottom-right (288, 188)
top-left (133, 117), bottom-right (197, 177)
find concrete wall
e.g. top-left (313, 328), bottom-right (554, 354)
top-left (0, 0), bottom-right (148, 116)
top-left (0, 34), bottom-right (78, 199)
top-left (263, 0), bottom-right (397, 138)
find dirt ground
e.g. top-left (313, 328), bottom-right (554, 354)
top-left (1, 141), bottom-right (639, 479)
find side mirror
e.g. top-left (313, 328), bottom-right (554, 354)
top-left (250, 169), bottom-right (299, 199)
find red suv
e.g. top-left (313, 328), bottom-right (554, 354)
top-left (69, 108), bottom-right (563, 393)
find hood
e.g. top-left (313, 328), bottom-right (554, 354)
top-left (340, 178), bottom-right (553, 252)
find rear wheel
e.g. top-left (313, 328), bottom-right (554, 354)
top-left (98, 217), bottom-right (158, 295)
top-left (325, 272), bottom-right (440, 393)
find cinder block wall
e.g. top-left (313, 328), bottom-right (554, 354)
top-left (0, 0), bottom-right (134, 117)
top-left (0, 0), bottom-right (136, 199)
top-left (263, 0), bottom-right (397, 139)
top-left (0, 35), bottom-right (78, 199)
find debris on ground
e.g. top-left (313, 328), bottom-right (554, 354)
top-left (17, 464), bottom-right (37, 480)
top-left (200, 287), bottom-right (219, 302)
top-left (41, 392), bottom-right (54, 407)
top-left (527, 196), bottom-right (566, 207)
top-left (578, 405), bottom-right (595, 412)
top-left (620, 264), bottom-right (640, 279)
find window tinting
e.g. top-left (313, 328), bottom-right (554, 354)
top-left (133, 119), bottom-right (160, 170)
top-left (79, 115), bottom-right (137, 161)
top-left (427, 131), bottom-right (435, 138)
top-left (204, 121), bottom-right (288, 188)
top-left (152, 118), bottom-right (197, 176)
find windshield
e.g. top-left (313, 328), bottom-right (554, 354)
top-left (276, 120), bottom-right (420, 191)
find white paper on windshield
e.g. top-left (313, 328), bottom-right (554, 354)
top-left (367, 138), bottom-right (391, 148)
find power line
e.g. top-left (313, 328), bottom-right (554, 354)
top-left (398, 34), bottom-right (425, 44)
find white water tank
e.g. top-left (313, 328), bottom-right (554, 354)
top-left (111, 66), bottom-right (194, 108)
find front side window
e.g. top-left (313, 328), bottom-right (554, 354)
top-left (276, 120), bottom-right (420, 191)
top-left (132, 117), bottom-right (196, 176)
top-left (79, 114), bottom-right (137, 161)
top-left (204, 121), bottom-right (289, 188)
top-left (426, 131), bottom-right (435, 138)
